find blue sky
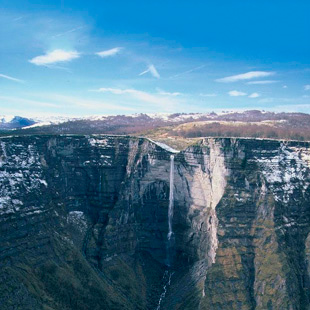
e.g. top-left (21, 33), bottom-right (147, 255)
top-left (0, 0), bottom-right (310, 117)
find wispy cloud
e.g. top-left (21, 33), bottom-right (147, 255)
top-left (228, 90), bottom-right (247, 97)
top-left (0, 93), bottom-right (133, 112)
top-left (217, 71), bottom-right (275, 83)
top-left (29, 49), bottom-right (80, 66)
top-left (12, 16), bottom-right (23, 22)
top-left (156, 88), bottom-right (182, 96)
top-left (0, 96), bottom-right (59, 108)
top-left (248, 92), bottom-right (260, 98)
top-left (247, 80), bottom-right (279, 85)
top-left (139, 64), bottom-right (160, 78)
top-left (258, 98), bottom-right (274, 104)
top-left (258, 96), bottom-right (309, 105)
top-left (304, 85), bottom-right (310, 91)
top-left (0, 73), bottom-right (24, 83)
top-left (94, 87), bottom-right (176, 107)
top-left (170, 65), bottom-right (205, 79)
top-left (51, 26), bottom-right (84, 38)
top-left (270, 104), bottom-right (310, 113)
top-left (96, 47), bottom-right (122, 58)
top-left (199, 93), bottom-right (217, 97)
top-left (228, 91), bottom-right (261, 98)
top-left (48, 94), bottom-right (133, 111)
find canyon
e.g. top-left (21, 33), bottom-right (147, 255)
top-left (0, 134), bottom-right (310, 309)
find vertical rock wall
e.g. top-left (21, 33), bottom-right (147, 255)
top-left (0, 135), bottom-right (310, 309)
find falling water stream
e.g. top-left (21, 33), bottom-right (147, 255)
top-left (167, 154), bottom-right (175, 259)
top-left (155, 271), bottom-right (174, 310)
top-left (156, 154), bottom-right (175, 310)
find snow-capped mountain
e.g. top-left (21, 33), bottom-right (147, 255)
top-left (0, 116), bottom-right (36, 130)
top-left (2, 111), bottom-right (310, 141)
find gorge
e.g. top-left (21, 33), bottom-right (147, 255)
top-left (0, 134), bottom-right (310, 310)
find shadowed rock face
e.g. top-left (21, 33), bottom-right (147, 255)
top-left (0, 135), bottom-right (310, 310)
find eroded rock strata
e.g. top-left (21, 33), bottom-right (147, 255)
top-left (0, 135), bottom-right (310, 309)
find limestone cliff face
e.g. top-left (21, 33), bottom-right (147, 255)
top-left (0, 135), bottom-right (310, 310)
top-left (199, 139), bottom-right (310, 310)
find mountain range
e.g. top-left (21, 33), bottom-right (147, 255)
top-left (2, 110), bottom-right (310, 146)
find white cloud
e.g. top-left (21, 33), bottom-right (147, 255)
top-left (228, 90), bottom-right (247, 97)
top-left (283, 85), bottom-right (288, 89)
top-left (96, 47), bottom-right (122, 58)
top-left (29, 49), bottom-right (80, 66)
top-left (216, 71), bottom-right (275, 83)
top-left (0, 73), bottom-right (24, 83)
top-left (304, 85), bottom-right (310, 91)
top-left (248, 92), bottom-right (260, 98)
top-left (156, 88), bottom-right (182, 96)
top-left (247, 80), bottom-right (279, 85)
top-left (139, 64), bottom-right (160, 78)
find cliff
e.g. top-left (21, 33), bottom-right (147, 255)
top-left (0, 135), bottom-right (310, 309)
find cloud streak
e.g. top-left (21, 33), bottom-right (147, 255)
top-left (217, 71), bottom-right (275, 83)
top-left (29, 49), bottom-right (80, 66)
top-left (304, 85), bottom-right (310, 91)
top-left (139, 64), bottom-right (160, 78)
top-left (51, 26), bottom-right (85, 38)
top-left (0, 96), bottom-right (59, 108)
top-left (156, 88), bottom-right (182, 96)
top-left (0, 73), bottom-right (24, 83)
top-left (48, 94), bottom-right (133, 111)
top-left (170, 65), bottom-right (205, 79)
top-left (228, 91), bottom-right (260, 98)
top-left (94, 87), bottom-right (176, 107)
top-left (248, 92), bottom-right (260, 98)
top-left (247, 80), bottom-right (279, 85)
top-left (0, 93), bottom-right (133, 113)
top-left (228, 90), bottom-right (247, 97)
top-left (96, 47), bottom-right (122, 58)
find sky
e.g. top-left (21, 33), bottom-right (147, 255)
top-left (0, 0), bottom-right (310, 117)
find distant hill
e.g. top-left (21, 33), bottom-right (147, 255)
top-left (0, 116), bottom-right (35, 130)
top-left (2, 110), bottom-right (310, 142)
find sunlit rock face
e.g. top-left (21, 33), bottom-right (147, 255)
top-left (0, 135), bottom-right (310, 310)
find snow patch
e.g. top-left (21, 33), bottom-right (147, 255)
top-left (67, 211), bottom-right (87, 231)
top-left (257, 143), bottom-right (310, 203)
top-left (0, 140), bottom-right (48, 214)
top-left (146, 138), bottom-right (179, 153)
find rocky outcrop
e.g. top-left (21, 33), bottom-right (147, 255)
top-left (0, 135), bottom-right (310, 309)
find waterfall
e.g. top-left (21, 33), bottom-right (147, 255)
top-left (166, 154), bottom-right (175, 267)
top-left (155, 271), bottom-right (174, 310)
top-left (155, 154), bottom-right (175, 310)
top-left (167, 154), bottom-right (174, 242)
